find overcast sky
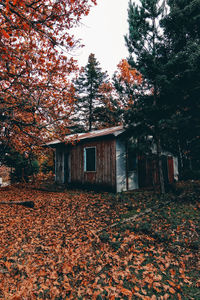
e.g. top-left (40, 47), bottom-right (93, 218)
top-left (72, 0), bottom-right (130, 78)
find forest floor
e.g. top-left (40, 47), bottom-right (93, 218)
top-left (0, 181), bottom-right (199, 299)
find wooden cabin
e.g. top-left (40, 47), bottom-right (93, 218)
top-left (48, 126), bottom-right (178, 192)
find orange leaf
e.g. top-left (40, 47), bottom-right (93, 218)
top-left (196, 280), bottom-right (200, 287)
top-left (170, 269), bottom-right (176, 276)
top-left (169, 287), bottom-right (176, 294)
top-left (120, 287), bottom-right (132, 296)
top-left (141, 288), bottom-right (147, 295)
top-left (2, 29), bottom-right (10, 38)
top-left (135, 292), bottom-right (145, 298)
top-left (134, 285), bottom-right (140, 292)
top-left (50, 270), bottom-right (57, 280)
top-left (38, 269), bottom-right (46, 276)
top-left (167, 280), bottom-right (176, 287)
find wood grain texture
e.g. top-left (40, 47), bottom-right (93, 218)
top-left (70, 138), bottom-right (116, 191)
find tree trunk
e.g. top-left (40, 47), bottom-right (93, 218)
top-left (0, 201), bottom-right (34, 208)
top-left (156, 136), bottom-right (165, 194)
top-left (177, 138), bottom-right (184, 179)
top-left (89, 97), bottom-right (92, 131)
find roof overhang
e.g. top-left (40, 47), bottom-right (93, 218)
top-left (45, 125), bottom-right (125, 147)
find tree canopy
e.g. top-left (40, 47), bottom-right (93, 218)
top-left (0, 0), bottom-right (96, 153)
top-left (161, 0), bottom-right (200, 177)
top-left (72, 53), bottom-right (109, 131)
top-left (122, 0), bottom-right (200, 187)
top-left (124, 0), bottom-right (168, 193)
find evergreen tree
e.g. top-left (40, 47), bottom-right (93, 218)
top-left (73, 53), bottom-right (109, 131)
top-left (161, 0), bottom-right (200, 178)
top-left (124, 0), bottom-right (169, 193)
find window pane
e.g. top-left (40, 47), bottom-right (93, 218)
top-left (85, 147), bottom-right (96, 171)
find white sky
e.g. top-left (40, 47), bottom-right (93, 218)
top-left (72, 0), bottom-right (130, 78)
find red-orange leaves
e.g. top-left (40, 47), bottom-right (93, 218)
top-left (0, 187), bottom-right (197, 298)
top-left (120, 287), bottom-right (133, 297)
top-left (0, 0), bottom-right (96, 153)
top-left (117, 59), bottom-right (142, 85)
top-left (2, 29), bottom-right (10, 38)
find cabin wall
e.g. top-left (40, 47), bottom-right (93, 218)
top-left (55, 138), bottom-right (179, 191)
top-left (138, 155), bottom-right (178, 188)
top-left (70, 138), bottom-right (116, 191)
top-left (116, 139), bottom-right (139, 192)
top-left (173, 156), bottom-right (179, 181)
top-left (128, 163), bottom-right (139, 191)
top-left (116, 139), bottom-right (126, 192)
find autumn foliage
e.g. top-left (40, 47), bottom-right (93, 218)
top-left (0, 0), bottom-right (96, 152)
top-left (117, 59), bottom-right (142, 86)
top-left (113, 59), bottom-right (142, 109)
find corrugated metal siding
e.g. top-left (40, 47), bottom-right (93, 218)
top-left (70, 139), bottom-right (116, 191)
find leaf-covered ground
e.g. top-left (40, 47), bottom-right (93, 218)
top-left (0, 184), bottom-right (199, 299)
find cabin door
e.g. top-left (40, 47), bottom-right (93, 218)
top-left (56, 149), bottom-right (70, 184)
top-left (56, 149), bottom-right (65, 184)
top-left (138, 156), bottom-right (159, 188)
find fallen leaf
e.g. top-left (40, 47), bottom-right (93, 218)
top-left (169, 287), bottom-right (176, 294)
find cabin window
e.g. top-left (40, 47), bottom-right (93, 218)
top-left (84, 147), bottom-right (96, 172)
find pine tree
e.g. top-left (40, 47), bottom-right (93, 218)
top-left (124, 0), bottom-right (168, 193)
top-left (73, 53), bottom-right (109, 132)
top-left (161, 0), bottom-right (200, 178)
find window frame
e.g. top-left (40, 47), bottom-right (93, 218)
top-left (84, 146), bottom-right (96, 172)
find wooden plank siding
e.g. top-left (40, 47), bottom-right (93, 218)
top-left (138, 155), bottom-right (175, 188)
top-left (70, 138), bottom-right (116, 191)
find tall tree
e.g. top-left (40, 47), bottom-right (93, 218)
top-left (124, 0), bottom-right (168, 193)
top-left (0, 0), bottom-right (96, 154)
top-left (161, 0), bottom-right (200, 178)
top-left (73, 53), bottom-right (109, 131)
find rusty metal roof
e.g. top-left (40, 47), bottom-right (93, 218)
top-left (46, 125), bottom-right (124, 146)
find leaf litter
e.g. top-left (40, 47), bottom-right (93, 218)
top-left (0, 185), bottom-right (199, 299)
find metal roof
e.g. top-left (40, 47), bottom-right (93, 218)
top-left (46, 125), bottom-right (124, 146)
